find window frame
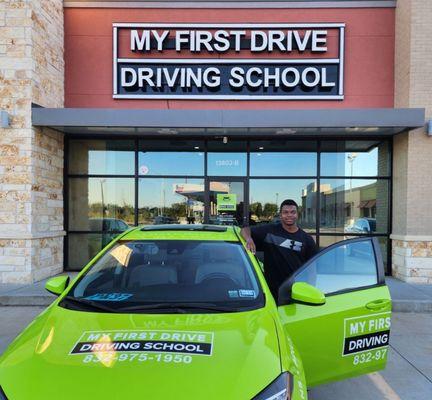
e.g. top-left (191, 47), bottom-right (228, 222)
top-left (65, 136), bottom-right (392, 274)
top-left (278, 236), bottom-right (385, 306)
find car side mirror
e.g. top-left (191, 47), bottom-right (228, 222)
top-left (45, 276), bottom-right (70, 296)
top-left (291, 282), bottom-right (326, 306)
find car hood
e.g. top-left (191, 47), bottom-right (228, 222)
top-left (0, 305), bottom-right (282, 400)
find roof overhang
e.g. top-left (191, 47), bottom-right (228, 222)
top-left (32, 107), bottom-right (425, 137)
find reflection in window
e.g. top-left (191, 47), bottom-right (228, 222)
top-left (207, 153), bottom-right (247, 176)
top-left (319, 179), bottom-right (388, 234)
top-left (321, 141), bottom-right (389, 177)
top-left (68, 178), bottom-right (135, 231)
top-left (295, 239), bottom-right (378, 294)
top-left (68, 233), bottom-right (116, 269)
top-left (139, 140), bottom-right (204, 176)
top-left (68, 140), bottom-right (135, 175)
top-left (250, 141), bottom-right (317, 177)
top-left (249, 179), bottom-right (316, 232)
top-left (319, 236), bottom-right (389, 274)
top-left (139, 178), bottom-right (204, 225)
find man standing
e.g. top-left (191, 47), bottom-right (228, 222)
top-left (241, 199), bottom-right (318, 302)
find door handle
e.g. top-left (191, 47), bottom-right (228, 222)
top-left (366, 299), bottom-right (391, 310)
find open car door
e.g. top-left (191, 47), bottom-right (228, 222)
top-left (277, 237), bottom-right (391, 387)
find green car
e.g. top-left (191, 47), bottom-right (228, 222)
top-left (0, 225), bottom-right (391, 400)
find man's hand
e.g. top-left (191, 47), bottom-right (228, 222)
top-left (246, 238), bottom-right (256, 254)
top-left (241, 226), bottom-right (256, 254)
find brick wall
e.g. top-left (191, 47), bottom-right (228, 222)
top-left (0, 0), bottom-right (64, 283)
top-left (392, 0), bottom-right (432, 283)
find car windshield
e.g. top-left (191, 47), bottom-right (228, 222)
top-left (64, 240), bottom-right (264, 313)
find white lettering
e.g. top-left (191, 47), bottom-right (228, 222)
top-left (312, 30), bottom-right (328, 52)
top-left (152, 30), bottom-right (169, 51)
top-left (302, 67), bottom-right (320, 87)
top-left (245, 67), bottom-right (262, 87)
top-left (294, 30), bottom-right (312, 52)
top-left (138, 68), bottom-right (155, 87)
top-left (130, 30), bottom-right (150, 51)
top-left (176, 31), bottom-right (190, 51)
top-left (214, 30), bottom-right (230, 52)
top-left (203, 67), bottom-right (220, 87)
top-left (251, 31), bottom-right (268, 52)
top-left (229, 67), bottom-right (244, 87)
top-left (121, 67), bottom-right (137, 87)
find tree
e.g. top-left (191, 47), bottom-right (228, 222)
top-left (263, 203), bottom-right (278, 219)
top-left (250, 202), bottom-right (263, 218)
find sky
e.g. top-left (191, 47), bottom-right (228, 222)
top-left (83, 146), bottom-right (383, 206)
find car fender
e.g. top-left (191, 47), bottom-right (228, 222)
top-left (273, 315), bottom-right (308, 400)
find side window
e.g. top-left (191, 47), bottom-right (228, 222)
top-left (294, 239), bottom-right (378, 294)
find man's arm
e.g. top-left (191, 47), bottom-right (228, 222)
top-left (240, 226), bottom-right (256, 254)
top-left (305, 234), bottom-right (319, 261)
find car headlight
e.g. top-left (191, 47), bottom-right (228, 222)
top-left (252, 372), bottom-right (293, 400)
top-left (0, 387), bottom-right (8, 400)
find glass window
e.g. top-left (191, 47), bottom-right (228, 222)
top-left (250, 140), bottom-right (317, 176)
top-left (67, 233), bottom-right (120, 270)
top-left (319, 179), bottom-right (389, 234)
top-left (207, 153), bottom-right (247, 176)
top-left (139, 178), bottom-right (205, 225)
top-left (321, 141), bottom-right (390, 177)
top-left (139, 140), bottom-right (204, 176)
top-left (319, 236), bottom-right (389, 274)
top-left (68, 178), bottom-right (135, 231)
top-left (249, 179), bottom-right (316, 232)
top-left (66, 240), bottom-right (264, 311)
top-left (68, 140), bottom-right (135, 175)
top-left (295, 239), bottom-right (378, 294)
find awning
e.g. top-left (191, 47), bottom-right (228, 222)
top-left (32, 107), bottom-right (425, 136)
top-left (358, 200), bottom-right (376, 208)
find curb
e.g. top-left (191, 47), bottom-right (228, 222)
top-left (1, 296), bottom-right (431, 313)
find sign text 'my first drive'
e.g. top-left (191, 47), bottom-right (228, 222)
top-left (113, 23), bottom-right (345, 100)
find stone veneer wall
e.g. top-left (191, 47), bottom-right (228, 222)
top-left (0, 0), bottom-right (64, 283)
top-left (393, 0), bottom-right (432, 283)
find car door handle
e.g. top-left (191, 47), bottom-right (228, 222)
top-left (366, 299), bottom-right (391, 310)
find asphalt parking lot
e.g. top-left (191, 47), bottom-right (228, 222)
top-left (0, 308), bottom-right (431, 399)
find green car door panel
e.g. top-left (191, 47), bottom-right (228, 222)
top-left (278, 285), bottom-right (391, 387)
top-left (278, 237), bottom-right (391, 387)
top-left (0, 227), bottom-right (391, 400)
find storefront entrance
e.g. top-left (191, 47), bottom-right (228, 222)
top-left (206, 178), bottom-right (247, 226)
top-left (66, 136), bottom-right (392, 272)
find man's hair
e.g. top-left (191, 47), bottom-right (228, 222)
top-left (279, 199), bottom-right (299, 212)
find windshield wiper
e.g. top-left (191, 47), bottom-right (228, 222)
top-left (116, 302), bottom-right (236, 313)
top-left (60, 296), bottom-right (118, 313)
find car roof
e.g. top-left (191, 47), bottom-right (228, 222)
top-left (120, 224), bottom-right (241, 242)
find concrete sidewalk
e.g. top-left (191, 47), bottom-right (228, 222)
top-left (0, 274), bottom-right (431, 312)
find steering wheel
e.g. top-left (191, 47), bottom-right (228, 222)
top-left (199, 273), bottom-right (239, 287)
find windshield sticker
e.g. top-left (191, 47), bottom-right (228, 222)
top-left (342, 312), bottom-right (391, 364)
top-left (228, 290), bottom-right (239, 298)
top-left (84, 293), bottom-right (133, 302)
top-left (70, 330), bottom-right (214, 365)
top-left (239, 289), bottom-right (255, 298)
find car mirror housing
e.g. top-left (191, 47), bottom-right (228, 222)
top-left (291, 282), bottom-right (326, 306)
top-left (45, 276), bottom-right (70, 296)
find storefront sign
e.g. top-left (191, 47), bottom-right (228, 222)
top-left (113, 23), bottom-right (345, 100)
top-left (217, 194), bottom-right (237, 212)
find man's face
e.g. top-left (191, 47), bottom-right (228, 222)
top-left (280, 205), bottom-right (298, 227)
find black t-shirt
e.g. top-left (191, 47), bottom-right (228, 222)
top-left (251, 223), bottom-right (318, 299)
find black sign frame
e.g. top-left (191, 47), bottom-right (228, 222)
top-left (113, 23), bottom-right (345, 100)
